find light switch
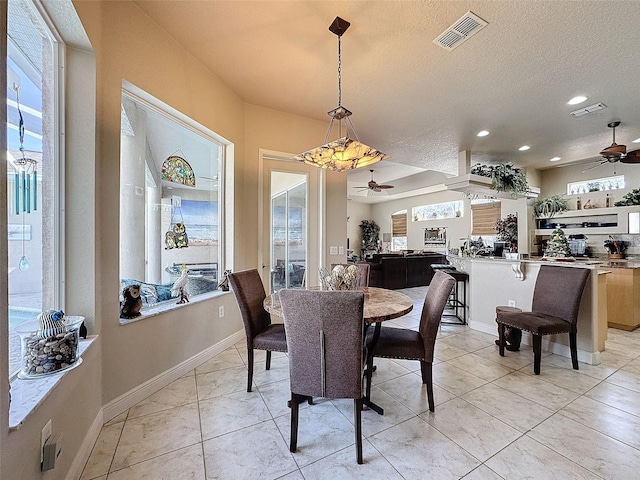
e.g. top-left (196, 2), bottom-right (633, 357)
top-left (330, 246), bottom-right (338, 255)
top-left (339, 246), bottom-right (344, 255)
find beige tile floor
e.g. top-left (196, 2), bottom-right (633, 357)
top-left (81, 286), bottom-right (640, 479)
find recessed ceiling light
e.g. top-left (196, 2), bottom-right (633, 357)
top-left (519, 145), bottom-right (530, 151)
top-left (568, 95), bottom-right (588, 105)
top-left (477, 130), bottom-right (490, 137)
top-left (633, 138), bottom-right (640, 143)
top-left (550, 156), bottom-right (561, 162)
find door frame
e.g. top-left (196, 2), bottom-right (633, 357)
top-left (258, 148), bottom-right (326, 293)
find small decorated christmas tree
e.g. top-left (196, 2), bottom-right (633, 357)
top-left (544, 228), bottom-right (572, 258)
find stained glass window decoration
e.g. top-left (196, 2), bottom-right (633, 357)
top-left (161, 155), bottom-right (196, 187)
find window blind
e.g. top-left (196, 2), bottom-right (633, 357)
top-left (471, 202), bottom-right (501, 235)
top-left (392, 213), bottom-right (407, 236)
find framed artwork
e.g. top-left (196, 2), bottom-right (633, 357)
top-left (424, 227), bottom-right (446, 245)
top-left (180, 200), bottom-right (218, 245)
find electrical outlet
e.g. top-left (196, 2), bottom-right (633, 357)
top-left (508, 300), bottom-right (516, 307)
top-left (41, 419), bottom-right (52, 465)
top-left (218, 306), bottom-right (224, 318)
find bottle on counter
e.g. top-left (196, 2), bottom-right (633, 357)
top-left (605, 194), bottom-right (611, 208)
top-left (577, 196), bottom-right (582, 210)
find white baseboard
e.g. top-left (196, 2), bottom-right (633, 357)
top-left (67, 329), bottom-right (244, 480)
top-left (65, 409), bottom-right (104, 480)
top-left (103, 330), bottom-right (244, 422)
top-left (467, 320), bottom-right (600, 365)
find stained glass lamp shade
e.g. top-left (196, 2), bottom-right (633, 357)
top-left (293, 17), bottom-right (388, 172)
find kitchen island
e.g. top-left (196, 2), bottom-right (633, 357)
top-left (601, 260), bottom-right (640, 331)
top-left (446, 256), bottom-right (608, 365)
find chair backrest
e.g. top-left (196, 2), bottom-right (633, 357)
top-left (532, 266), bottom-right (590, 327)
top-left (278, 289), bottom-right (365, 399)
top-left (329, 263), bottom-right (370, 287)
top-left (419, 270), bottom-right (456, 360)
top-left (228, 269), bottom-right (271, 341)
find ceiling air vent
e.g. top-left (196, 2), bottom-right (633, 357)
top-left (570, 103), bottom-right (607, 117)
top-left (433, 11), bottom-right (488, 51)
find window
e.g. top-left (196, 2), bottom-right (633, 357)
top-left (119, 86), bottom-right (226, 317)
top-left (567, 175), bottom-right (625, 195)
top-left (412, 201), bottom-right (463, 222)
top-left (391, 210), bottom-right (407, 251)
top-left (6, 0), bottom-right (63, 378)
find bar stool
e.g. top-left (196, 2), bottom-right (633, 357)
top-left (441, 269), bottom-right (468, 325)
top-left (495, 305), bottom-right (522, 351)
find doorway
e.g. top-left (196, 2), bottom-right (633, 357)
top-left (261, 155), bottom-right (321, 294)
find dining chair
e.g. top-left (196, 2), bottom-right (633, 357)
top-left (228, 269), bottom-right (287, 392)
top-left (369, 270), bottom-right (455, 412)
top-left (278, 289), bottom-right (366, 464)
top-left (496, 265), bottom-right (591, 375)
top-left (330, 263), bottom-right (370, 287)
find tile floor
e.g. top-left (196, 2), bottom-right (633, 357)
top-left (81, 286), bottom-right (640, 479)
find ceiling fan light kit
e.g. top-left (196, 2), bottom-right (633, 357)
top-left (292, 16), bottom-right (389, 172)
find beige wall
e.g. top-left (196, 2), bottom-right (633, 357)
top-left (1, 1), bottom-right (347, 478)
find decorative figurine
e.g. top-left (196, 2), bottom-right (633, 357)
top-left (172, 264), bottom-right (190, 304)
top-left (165, 222), bottom-right (189, 250)
top-left (218, 269), bottom-right (232, 291)
top-left (120, 284), bottom-right (143, 318)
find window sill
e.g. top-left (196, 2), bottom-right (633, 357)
top-left (119, 290), bottom-right (231, 325)
top-left (9, 336), bottom-right (98, 431)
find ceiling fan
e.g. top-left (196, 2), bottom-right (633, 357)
top-left (353, 169), bottom-right (394, 193)
top-left (583, 121), bottom-right (640, 172)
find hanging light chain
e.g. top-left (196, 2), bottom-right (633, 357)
top-left (337, 34), bottom-right (342, 107)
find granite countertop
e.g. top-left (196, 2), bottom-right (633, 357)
top-left (447, 254), bottom-right (640, 269)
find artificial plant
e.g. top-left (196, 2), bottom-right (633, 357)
top-left (359, 220), bottom-right (381, 252)
top-left (470, 162), bottom-right (530, 198)
top-left (495, 214), bottom-right (518, 252)
top-left (532, 194), bottom-right (569, 218)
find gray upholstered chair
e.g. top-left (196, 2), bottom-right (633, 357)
top-left (330, 263), bottom-right (370, 287)
top-left (497, 265), bottom-right (591, 375)
top-left (369, 270), bottom-right (455, 412)
top-left (278, 289), bottom-right (366, 464)
top-left (228, 269), bottom-right (287, 392)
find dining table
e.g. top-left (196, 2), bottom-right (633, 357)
top-left (265, 286), bottom-right (414, 415)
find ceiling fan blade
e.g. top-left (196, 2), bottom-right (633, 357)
top-left (621, 149), bottom-right (640, 164)
top-left (376, 184), bottom-right (394, 189)
top-left (600, 143), bottom-right (626, 157)
top-left (582, 160), bottom-right (609, 173)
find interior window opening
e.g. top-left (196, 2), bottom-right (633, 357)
top-left (119, 87), bottom-right (225, 319)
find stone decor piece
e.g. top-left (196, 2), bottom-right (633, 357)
top-left (16, 312), bottom-right (85, 378)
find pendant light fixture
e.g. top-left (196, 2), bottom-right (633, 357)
top-left (292, 16), bottom-right (389, 172)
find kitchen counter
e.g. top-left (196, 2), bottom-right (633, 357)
top-left (446, 255), bottom-right (607, 364)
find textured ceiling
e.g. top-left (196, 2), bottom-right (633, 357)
top-left (132, 0), bottom-right (640, 199)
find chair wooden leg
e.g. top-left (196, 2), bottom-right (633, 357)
top-left (570, 332), bottom-right (579, 370)
top-left (265, 350), bottom-right (272, 370)
top-left (290, 392), bottom-right (299, 453)
top-left (354, 398), bottom-right (363, 464)
top-left (497, 322), bottom-right (506, 357)
top-left (422, 361), bottom-right (435, 412)
top-left (533, 335), bottom-right (542, 375)
top-left (247, 348), bottom-right (254, 392)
